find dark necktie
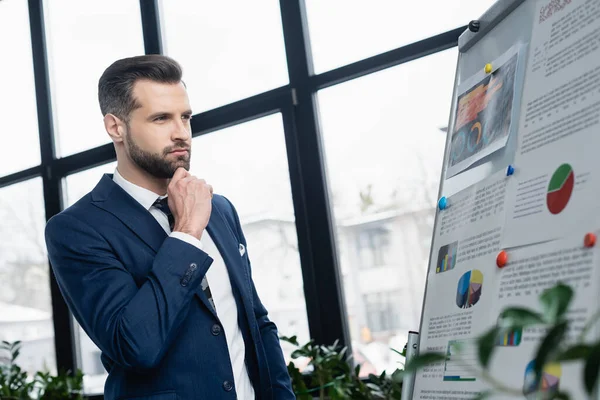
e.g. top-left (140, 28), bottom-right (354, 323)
top-left (153, 197), bottom-right (216, 312)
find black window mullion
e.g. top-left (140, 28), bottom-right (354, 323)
top-left (279, 0), bottom-right (351, 350)
top-left (28, 0), bottom-right (77, 374)
top-left (139, 0), bottom-right (163, 55)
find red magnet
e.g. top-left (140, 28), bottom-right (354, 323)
top-left (584, 233), bottom-right (596, 248)
top-left (496, 250), bottom-right (508, 268)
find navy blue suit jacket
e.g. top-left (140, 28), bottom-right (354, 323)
top-left (45, 174), bottom-right (294, 400)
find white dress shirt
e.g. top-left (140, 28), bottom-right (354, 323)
top-left (113, 169), bottom-right (255, 399)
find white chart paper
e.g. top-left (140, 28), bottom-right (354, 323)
top-left (503, 0), bottom-right (600, 248)
top-left (413, 171), bottom-right (509, 398)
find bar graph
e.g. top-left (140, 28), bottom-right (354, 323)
top-left (443, 339), bottom-right (478, 382)
top-left (497, 327), bottom-right (522, 346)
top-left (437, 241), bottom-right (458, 273)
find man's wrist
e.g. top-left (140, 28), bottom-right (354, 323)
top-left (170, 231), bottom-right (204, 250)
top-left (172, 225), bottom-right (202, 241)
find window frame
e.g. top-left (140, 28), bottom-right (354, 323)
top-left (0, 1), bottom-right (468, 397)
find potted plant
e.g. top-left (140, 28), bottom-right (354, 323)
top-left (281, 335), bottom-right (404, 399)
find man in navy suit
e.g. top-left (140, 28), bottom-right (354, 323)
top-left (45, 55), bottom-right (295, 400)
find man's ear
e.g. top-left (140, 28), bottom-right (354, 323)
top-left (104, 113), bottom-right (126, 143)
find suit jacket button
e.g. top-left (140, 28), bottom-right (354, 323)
top-left (211, 324), bottom-right (221, 336)
top-left (223, 380), bottom-right (233, 392)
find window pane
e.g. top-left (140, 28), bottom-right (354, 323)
top-left (318, 49), bottom-right (456, 376)
top-left (190, 114), bottom-right (310, 361)
top-left (64, 162), bottom-right (117, 208)
top-left (305, 0), bottom-right (496, 73)
top-left (63, 161), bottom-right (116, 395)
top-left (45, 0), bottom-right (144, 157)
top-left (0, 178), bottom-right (55, 375)
top-left (0, 1), bottom-right (41, 176)
top-left (161, 0), bottom-right (289, 112)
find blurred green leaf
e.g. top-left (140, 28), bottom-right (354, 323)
top-left (540, 284), bottom-right (573, 323)
top-left (391, 368), bottom-right (404, 383)
top-left (477, 326), bottom-right (501, 368)
top-left (584, 340), bottom-right (600, 395)
top-left (473, 390), bottom-right (494, 400)
top-left (550, 391), bottom-right (571, 400)
top-left (533, 321), bottom-right (568, 379)
top-left (403, 352), bottom-right (446, 373)
top-left (391, 347), bottom-right (405, 357)
top-left (555, 344), bottom-right (592, 362)
top-left (279, 335), bottom-right (299, 346)
top-left (499, 307), bottom-right (545, 327)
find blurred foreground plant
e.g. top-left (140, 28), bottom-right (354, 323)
top-left (403, 283), bottom-right (600, 399)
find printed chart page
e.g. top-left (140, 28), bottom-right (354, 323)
top-left (413, 171), bottom-right (510, 398)
top-left (488, 234), bottom-right (600, 400)
top-left (503, 0), bottom-right (600, 248)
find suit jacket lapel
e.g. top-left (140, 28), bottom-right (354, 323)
top-left (91, 174), bottom-right (167, 253)
top-left (206, 203), bottom-right (251, 306)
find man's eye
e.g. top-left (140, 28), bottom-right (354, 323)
top-left (182, 115), bottom-right (192, 121)
top-left (154, 116), bottom-right (167, 122)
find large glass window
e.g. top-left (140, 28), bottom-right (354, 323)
top-left (63, 161), bottom-right (117, 395)
top-left (161, 0), bottom-right (289, 112)
top-left (0, 178), bottom-right (55, 375)
top-left (0, 0), bottom-right (41, 177)
top-left (305, 0), bottom-right (496, 73)
top-left (44, 0), bottom-right (144, 157)
top-left (318, 48), bottom-right (457, 375)
top-left (190, 114), bottom-right (310, 362)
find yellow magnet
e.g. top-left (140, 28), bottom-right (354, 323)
top-left (484, 63), bottom-right (493, 74)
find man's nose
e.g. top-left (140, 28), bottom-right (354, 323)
top-left (172, 119), bottom-right (191, 141)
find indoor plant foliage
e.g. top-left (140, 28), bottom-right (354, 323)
top-left (280, 335), bottom-right (404, 399)
top-left (0, 340), bottom-right (84, 399)
top-left (404, 283), bottom-right (600, 400)
top-left (35, 369), bottom-right (84, 400)
top-left (0, 341), bottom-right (34, 399)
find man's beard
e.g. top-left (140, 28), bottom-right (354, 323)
top-left (125, 130), bottom-right (191, 179)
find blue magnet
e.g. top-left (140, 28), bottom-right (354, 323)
top-left (438, 196), bottom-right (448, 210)
top-left (506, 165), bottom-right (515, 176)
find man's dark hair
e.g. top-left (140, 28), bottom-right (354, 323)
top-left (98, 55), bottom-right (183, 122)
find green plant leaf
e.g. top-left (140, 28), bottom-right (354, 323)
top-left (280, 335), bottom-right (299, 346)
top-left (583, 340), bottom-right (600, 395)
top-left (403, 352), bottom-right (446, 373)
top-left (533, 321), bottom-right (568, 379)
top-left (477, 326), bottom-right (501, 368)
top-left (555, 344), bottom-right (592, 362)
top-left (499, 307), bottom-right (545, 327)
top-left (391, 368), bottom-right (404, 383)
top-left (291, 349), bottom-right (309, 359)
top-left (473, 390), bottom-right (494, 400)
top-left (549, 391), bottom-right (571, 400)
top-left (539, 284), bottom-right (573, 323)
top-left (390, 347), bottom-right (404, 357)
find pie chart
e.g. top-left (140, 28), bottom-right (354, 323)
top-left (523, 360), bottom-right (561, 398)
top-left (547, 164), bottom-right (574, 214)
top-left (456, 269), bottom-right (483, 309)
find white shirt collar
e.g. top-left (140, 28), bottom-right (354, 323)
top-left (113, 168), bottom-right (165, 210)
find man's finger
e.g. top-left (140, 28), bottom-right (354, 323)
top-left (170, 167), bottom-right (189, 183)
